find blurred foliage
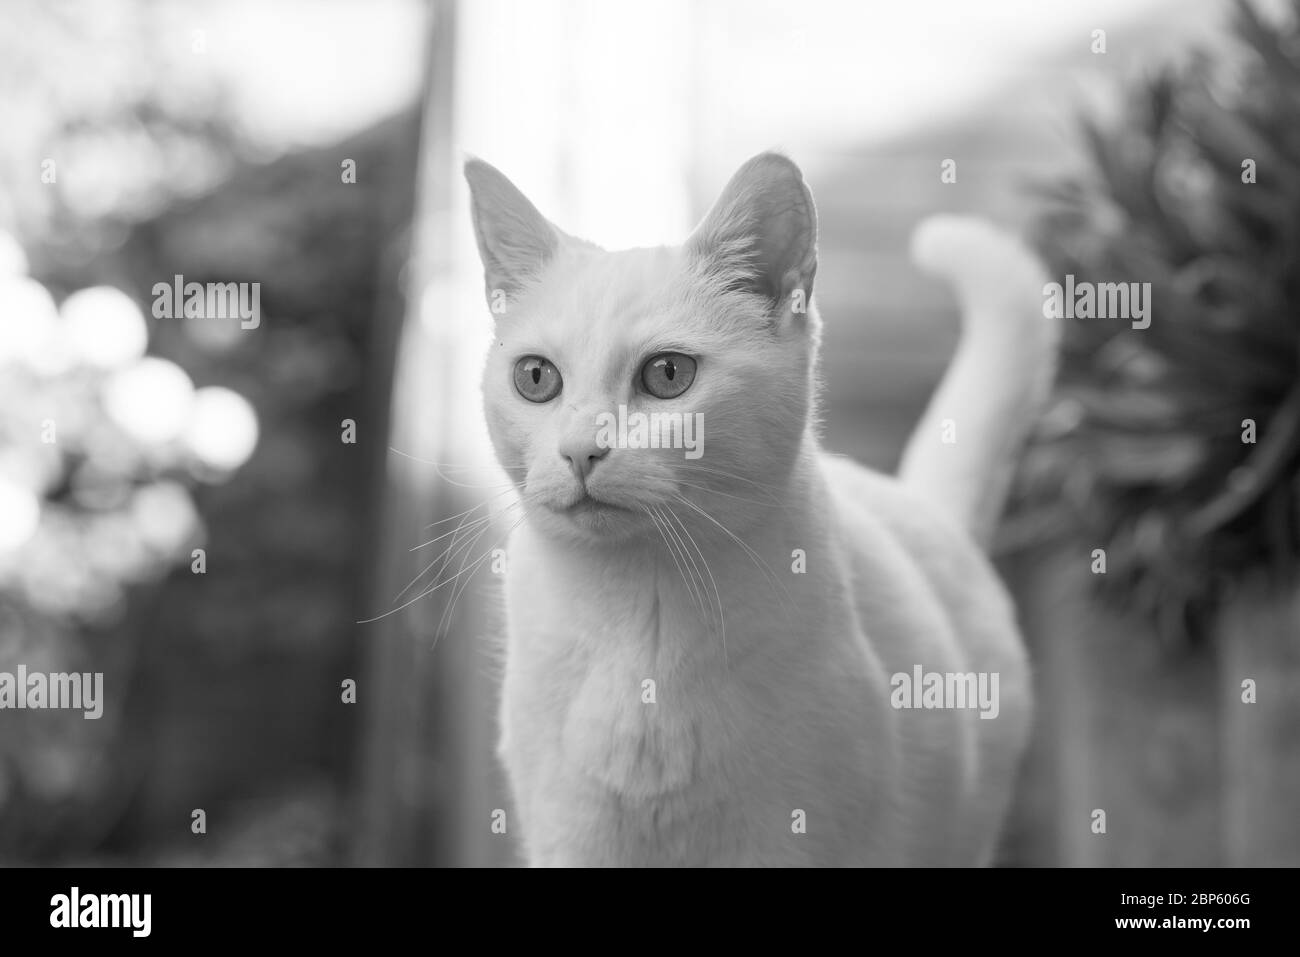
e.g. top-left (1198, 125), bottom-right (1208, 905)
top-left (0, 0), bottom-right (253, 240)
top-left (1017, 0), bottom-right (1300, 641)
top-left (0, 2), bottom-right (419, 863)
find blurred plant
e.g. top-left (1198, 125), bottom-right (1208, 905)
top-left (0, 0), bottom-right (249, 252)
top-left (1014, 0), bottom-right (1300, 640)
top-left (0, 230), bottom-right (258, 834)
top-left (0, 0), bottom-right (412, 865)
top-left (0, 240), bottom-right (259, 621)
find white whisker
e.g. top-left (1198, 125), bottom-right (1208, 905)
top-left (649, 505), bottom-right (708, 620)
top-left (665, 503), bottom-right (727, 665)
top-left (388, 446), bottom-right (523, 489)
top-left (674, 493), bottom-right (797, 620)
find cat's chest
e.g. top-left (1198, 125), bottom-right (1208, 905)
top-left (501, 539), bottom-right (735, 798)
top-left (504, 583), bottom-right (715, 797)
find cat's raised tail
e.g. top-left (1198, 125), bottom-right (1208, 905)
top-left (898, 215), bottom-right (1057, 549)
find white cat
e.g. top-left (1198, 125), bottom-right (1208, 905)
top-left (465, 152), bottom-right (1055, 866)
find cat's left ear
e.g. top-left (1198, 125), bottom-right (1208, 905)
top-left (687, 151), bottom-right (818, 323)
top-left (464, 158), bottom-right (562, 309)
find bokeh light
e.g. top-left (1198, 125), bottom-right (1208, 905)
top-left (131, 480), bottom-right (200, 555)
top-left (60, 286), bottom-right (149, 369)
top-left (0, 476), bottom-right (41, 554)
top-left (102, 356), bottom-right (195, 445)
top-left (184, 386), bottom-right (260, 472)
top-left (0, 230), bottom-right (27, 277)
top-left (0, 276), bottom-right (60, 369)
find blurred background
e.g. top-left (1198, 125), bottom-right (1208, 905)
top-left (0, 0), bottom-right (1296, 866)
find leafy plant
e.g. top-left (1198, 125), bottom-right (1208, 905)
top-left (1015, 0), bottom-right (1300, 640)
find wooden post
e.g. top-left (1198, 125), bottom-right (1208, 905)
top-left (1009, 546), bottom-right (1223, 865)
top-left (354, 0), bottom-right (512, 867)
top-left (1219, 581), bottom-right (1300, 866)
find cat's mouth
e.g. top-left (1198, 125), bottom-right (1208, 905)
top-left (557, 493), bottom-right (634, 516)
top-left (533, 489), bottom-right (646, 539)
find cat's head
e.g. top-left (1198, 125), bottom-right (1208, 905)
top-left (466, 152), bottom-right (819, 544)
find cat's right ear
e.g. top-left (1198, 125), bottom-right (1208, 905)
top-left (687, 151), bottom-right (818, 323)
top-left (464, 158), bottom-right (560, 310)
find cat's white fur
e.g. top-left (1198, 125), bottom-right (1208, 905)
top-left (465, 152), bottom-right (1055, 866)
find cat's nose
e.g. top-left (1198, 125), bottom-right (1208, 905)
top-left (559, 438), bottom-right (610, 483)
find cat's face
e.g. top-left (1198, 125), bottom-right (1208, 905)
top-left (467, 153), bottom-right (819, 544)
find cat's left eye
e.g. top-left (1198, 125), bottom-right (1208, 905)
top-left (640, 353), bottom-right (696, 399)
top-left (514, 356), bottom-right (563, 403)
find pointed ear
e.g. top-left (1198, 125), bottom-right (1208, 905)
top-left (686, 152), bottom-right (818, 316)
top-left (464, 158), bottom-right (561, 307)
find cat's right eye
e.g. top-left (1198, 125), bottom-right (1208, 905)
top-left (513, 356), bottom-right (563, 403)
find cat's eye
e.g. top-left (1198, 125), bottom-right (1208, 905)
top-left (640, 353), bottom-right (696, 399)
top-left (514, 356), bottom-right (563, 403)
